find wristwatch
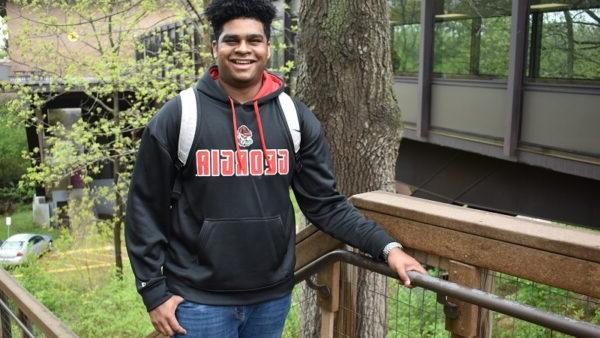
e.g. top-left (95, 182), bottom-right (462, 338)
top-left (382, 242), bottom-right (404, 262)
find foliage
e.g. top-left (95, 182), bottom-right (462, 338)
top-left (538, 10), bottom-right (600, 79)
top-left (0, 203), bottom-right (60, 242)
top-left (2, 0), bottom-right (204, 272)
top-left (384, 270), bottom-right (599, 338)
top-left (0, 185), bottom-right (31, 215)
top-left (8, 205), bottom-right (151, 337)
top-left (492, 273), bottom-right (600, 338)
top-left (387, 271), bottom-right (447, 338)
top-left (14, 260), bottom-right (153, 337)
top-left (0, 105), bottom-right (28, 187)
top-left (282, 287), bottom-right (301, 337)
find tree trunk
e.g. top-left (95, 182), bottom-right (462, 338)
top-left (564, 10), bottom-right (574, 78)
top-left (296, 1), bottom-right (402, 337)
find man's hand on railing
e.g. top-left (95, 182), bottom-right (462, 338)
top-left (149, 295), bottom-right (187, 337)
top-left (386, 248), bottom-right (428, 287)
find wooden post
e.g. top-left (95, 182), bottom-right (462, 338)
top-left (478, 269), bottom-right (496, 338)
top-left (0, 291), bottom-right (11, 338)
top-left (317, 262), bottom-right (340, 338)
top-left (445, 260), bottom-right (481, 338)
top-left (334, 255), bottom-right (358, 338)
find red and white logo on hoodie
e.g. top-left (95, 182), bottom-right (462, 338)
top-left (237, 125), bottom-right (253, 148)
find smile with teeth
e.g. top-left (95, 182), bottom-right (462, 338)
top-left (232, 60), bottom-right (255, 64)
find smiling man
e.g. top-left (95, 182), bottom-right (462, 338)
top-left (125, 0), bottom-right (427, 337)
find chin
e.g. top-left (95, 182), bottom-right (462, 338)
top-left (233, 75), bottom-right (260, 85)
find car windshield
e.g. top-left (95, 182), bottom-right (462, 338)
top-left (1, 241), bottom-right (24, 250)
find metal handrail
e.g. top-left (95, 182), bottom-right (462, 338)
top-left (0, 296), bottom-right (35, 338)
top-left (294, 250), bottom-right (600, 338)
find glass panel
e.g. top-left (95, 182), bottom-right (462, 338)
top-left (390, 0), bottom-right (421, 75)
top-left (433, 0), bottom-right (512, 79)
top-left (1, 241), bottom-right (24, 250)
top-left (528, 0), bottom-right (600, 80)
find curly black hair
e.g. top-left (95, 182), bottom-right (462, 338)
top-left (204, 0), bottom-right (277, 41)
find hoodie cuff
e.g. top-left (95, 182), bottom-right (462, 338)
top-left (141, 280), bottom-right (173, 312)
top-left (370, 231), bottom-right (396, 262)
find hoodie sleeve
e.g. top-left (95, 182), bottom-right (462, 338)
top-left (291, 102), bottom-right (395, 261)
top-left (125, 97), bottom-right (181, 311)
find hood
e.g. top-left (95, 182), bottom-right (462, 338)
top-left (195, 65), bottom-right (285, 105)
top-left (194, 65), bottom-right (287, 170)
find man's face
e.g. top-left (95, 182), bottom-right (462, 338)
top-left (212, 18), bottom-right (271, 88)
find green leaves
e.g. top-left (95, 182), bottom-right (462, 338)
top-left (4, 1), bottom-right (203, 277)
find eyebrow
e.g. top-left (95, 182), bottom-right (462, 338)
top-left (221, 33), bottom-right (266, 41)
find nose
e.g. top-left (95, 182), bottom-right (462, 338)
top-left (235, 40), bottom-right (251, 54)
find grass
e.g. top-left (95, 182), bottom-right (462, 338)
top-left (14, 259), bottom-right (153, 337)
top-left (1, 204), bottom-right (62, 241)
top-left (3, 204), bottom-right (152, 337)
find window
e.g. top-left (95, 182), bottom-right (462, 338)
top-left (0, 17), bottom-right (7, 60)
top-left (433, 0), bottom-right (512, 78)
top-left (390, 0), bottom-right (421, 76)
top-left (528, 1), bottom-right (600, 81)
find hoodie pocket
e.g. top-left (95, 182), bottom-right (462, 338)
top-left (196, 216), bottom-right (289, 292)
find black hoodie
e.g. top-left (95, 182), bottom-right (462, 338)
top-left (125, 68), bottom-right (395, 311)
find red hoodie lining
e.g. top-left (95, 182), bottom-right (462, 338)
top-left (212, 67), bottom-right (281, 169)
top-left (209, 68), bottom-right (282, 101)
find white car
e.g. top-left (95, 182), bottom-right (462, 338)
top-left (0, 233), bottom-right (53, 265)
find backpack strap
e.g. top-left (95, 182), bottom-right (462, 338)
top-left (278, 92), bottom-right (301, 154)
top-left (176, 89), bottom-right (300, 170)
top-left (177, 87), bottom-right (198, 167)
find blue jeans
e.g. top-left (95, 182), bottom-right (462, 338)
top-left (172, 292), bottom-right (292, 338)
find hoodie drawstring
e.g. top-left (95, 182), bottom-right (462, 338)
top-left (228, 97), bottom-right (270, 171)
top-left (228, 97), bottom-right (243, 171)
top-left (253, 100), bottom-right (270, 169)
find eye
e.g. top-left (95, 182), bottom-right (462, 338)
top-left (222, 38), bottom-right (238, 45)
top-left (247, 35), bottom-right (264, 44)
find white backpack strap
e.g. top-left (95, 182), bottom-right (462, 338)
top-left (178, 87), bottom-right (198, 167)
top-left (278, 92), bottom-right (301, 154)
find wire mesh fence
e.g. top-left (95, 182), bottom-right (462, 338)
top-left (489, 271), bottom-right (600, 338)
top-left (0, 291), bottom-right (45, 338)
top-left (283, 265), bottom-right (600, 338)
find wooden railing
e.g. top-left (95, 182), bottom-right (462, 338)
top-left (0, 269), bottom-right (77, 338)
top-left (148, 191), bottom-right (600, 338)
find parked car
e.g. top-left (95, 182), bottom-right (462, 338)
top-left (0, 233), bottom-right (53, 265)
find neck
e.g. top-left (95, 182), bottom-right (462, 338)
top-left (218, 78), bottom-right (262, 104)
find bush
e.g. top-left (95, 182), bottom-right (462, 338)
top-left (0, 184), bottom-right (31, 215)
top-left (0, 105), bottom-right (28, 187)
top-left (14, 260), bottom-right (153, 337)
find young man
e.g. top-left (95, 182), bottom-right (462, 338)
top-left (125, 0), bottom-right (427, 337)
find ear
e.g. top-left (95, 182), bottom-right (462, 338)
top-left (267, 41), bottom-right (272, 59)
top-left (212, 40), bottom-right (218, 59)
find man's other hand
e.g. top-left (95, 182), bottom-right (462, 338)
top-left (149, 295), bottom-right (187, 336)
top-left (387, 248), bottom-right (428, 287)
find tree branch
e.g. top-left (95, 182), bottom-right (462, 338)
top-left (585, 9), bottom-right (600, 24)
top-left (9, 1), bottom-right (145, 28)
top-left (83, 92), bottom-right (114, 114)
